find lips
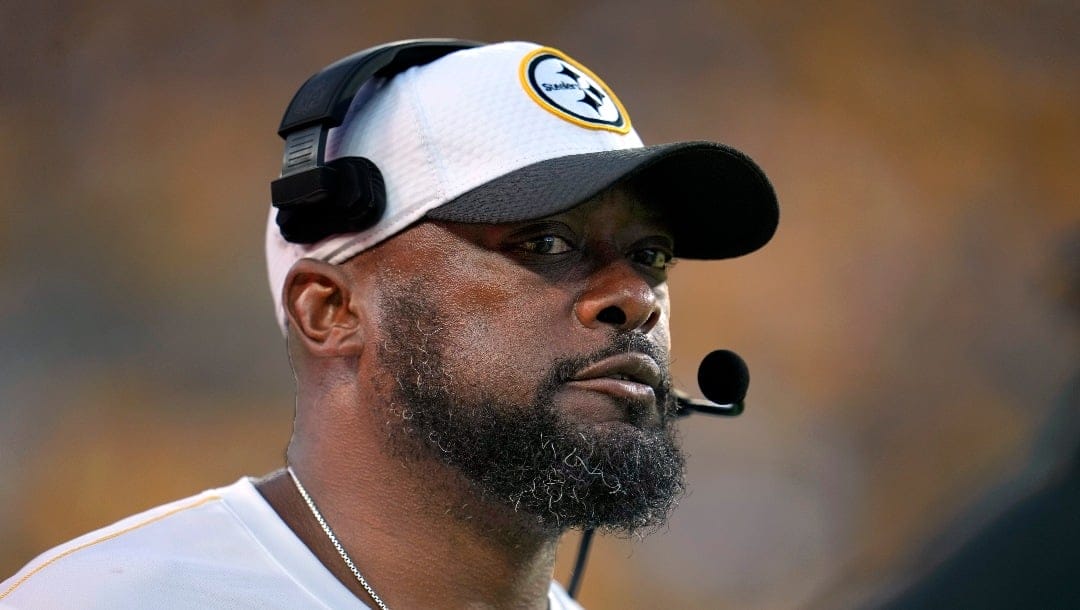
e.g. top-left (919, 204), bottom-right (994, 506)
top-left (570, 353), bottom-right (663, 393)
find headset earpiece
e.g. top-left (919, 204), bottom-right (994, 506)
top-left (272, 156), bottom-right (385, 243)
top-left (271, 38), bottom-right (482, 244)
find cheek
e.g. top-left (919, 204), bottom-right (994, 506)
top-left (434, 259), bottom-right (575, 398)
top-left (654, 288), bottom-right (672, 349)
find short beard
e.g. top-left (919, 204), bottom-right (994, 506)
top-left (375, 289), bottom-right (686, 536)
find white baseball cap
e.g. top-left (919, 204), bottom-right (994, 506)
top-left (266, 40), bottom-right (778, 332)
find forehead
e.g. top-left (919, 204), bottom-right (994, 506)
top-left (350, 182), bottom-right (674, 274)
top-left (445, 183), bottom-right (675, 255)
top-left (438, 184), bottom-right (676, 255)
top-left (549, 182), bottom-right (671, 228)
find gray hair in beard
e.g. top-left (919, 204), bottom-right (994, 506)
top-left (375, 287), bottom-right (686, 536)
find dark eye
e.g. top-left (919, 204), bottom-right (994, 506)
top-left (519, 235), bottom-right (574, 255)
top-left (631, 247), bottom-right (677, 270)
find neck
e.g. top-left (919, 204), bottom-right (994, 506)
top-left (257, 392), bottom-right (562, 610)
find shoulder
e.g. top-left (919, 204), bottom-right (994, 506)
top-left (0, 478), bottom-right (326, 609)
top-left (549, 580), bottom-right (586, 610)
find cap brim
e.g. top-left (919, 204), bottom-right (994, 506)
top-left (426, 141), bottom-right (779, 259)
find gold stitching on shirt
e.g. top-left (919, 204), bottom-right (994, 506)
top-left (1, 495), bottom-right (222, 600)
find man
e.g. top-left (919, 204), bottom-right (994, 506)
top-left (1, 40), bottom-right (777, 609)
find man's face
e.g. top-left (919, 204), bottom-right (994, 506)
top-left (359, 184), bottom-right (685, 535)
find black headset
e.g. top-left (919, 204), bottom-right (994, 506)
top-left (270, 38), bottom-right (483, 244)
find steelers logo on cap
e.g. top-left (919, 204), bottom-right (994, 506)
top-left (519, 47), bottom-right (631, 134)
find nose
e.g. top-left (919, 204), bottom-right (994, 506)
top-left (574, 260), bottom-right (663, 334)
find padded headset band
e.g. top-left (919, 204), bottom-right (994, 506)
top-left (278, 39), bottom-right (484, 137)
top-left (271, 39), bottom-right (484, 245)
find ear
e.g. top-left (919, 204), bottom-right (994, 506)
top-left (282, 258), bottom-right (365, 357)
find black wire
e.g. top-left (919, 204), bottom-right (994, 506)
top-left (567, 528), bottom-right (595, 599)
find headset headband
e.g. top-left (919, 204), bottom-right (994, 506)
top-left (271, 38), bottom-right (483, 243)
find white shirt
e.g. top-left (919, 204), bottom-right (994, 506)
top-left (1, 478), bottom-right (583, 609)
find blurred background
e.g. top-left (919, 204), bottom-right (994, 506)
top-left (2, 1), bottom-right (1077, 608)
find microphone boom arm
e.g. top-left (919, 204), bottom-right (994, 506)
top-left (674, 394), bottom-right (744, 417)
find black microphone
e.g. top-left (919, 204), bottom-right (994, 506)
top-left (675, 349), bottom-right (750, 417)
